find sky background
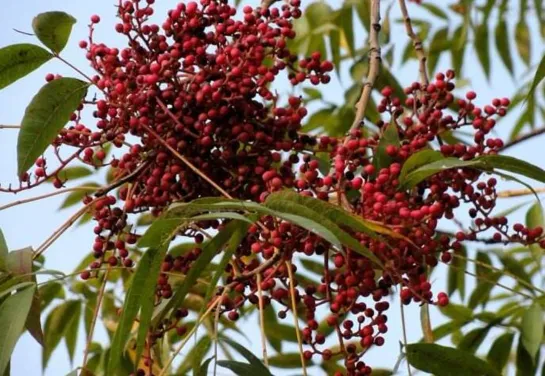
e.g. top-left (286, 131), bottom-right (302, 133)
top-left (0, 0), bottom-right (544, 375)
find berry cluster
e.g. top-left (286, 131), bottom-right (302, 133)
top-left (5, 1), bottom-right (545, 375)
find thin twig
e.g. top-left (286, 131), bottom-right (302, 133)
top-left (349, 0), bottom-right (382, 131)
top-left (256, 273), bottom-right (269, 368)
top-left (450, 264), bottom-right (533, 299)
top-left (497, 186), bottom-right (545, 198)
top-left (0, 124), bottom-right (20, 129)
top-left (93, 161), bottom-right (150, 197)
top-left (400, 302), bottom-right (413, 376)
top-left (33, 197), bottom-right (99, 259)
top-left (13, 28), bottom-right (34, 36)
top-left (140, 123), bottom-right (233, 199)
top-left (157, 294), bottom-right (223, 376)
top-left (81, 269), bottom-right (110, 374)
top-left (213, 289), bottom-right (228, 376)
top-left (500, 127), bottom-right (545, 152)
top-left (286, 260), bottom-right (307, 376)
top-left (453, 253), bottom-right (545, 295)
top-left (398, 0), bottom-right (429, 85)
top-left (55, 54), bottom-right (95, 85)
top-left (0, 186), bottom-right (98, 212)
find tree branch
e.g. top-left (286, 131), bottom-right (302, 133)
top-left (398, 0), bottom-right (429, 86)
top-left (93, 161), bottom-right (150, 197)
top-left (350, 0), bottom-right (382, 131)
top-left (497, 186), bottom-right (545, 198)
top-left (499, 127), bottom-right (545, 152)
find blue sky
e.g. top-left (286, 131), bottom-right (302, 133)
top-left (0, 0), bottom-right (543, 375)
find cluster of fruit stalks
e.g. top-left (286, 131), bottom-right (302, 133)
top-left (3, 0), bottom-right (545, 375)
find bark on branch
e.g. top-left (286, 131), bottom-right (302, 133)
top-left (399, 0), bottom-right (429, 86)
top-left (350, 0), bottom-right (382, 132)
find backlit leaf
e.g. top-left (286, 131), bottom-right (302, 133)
top-left (17, 78), bottom-right (89, 175)
top-left (32, 12), bottom-right (77, 53)
top-left (0, 44), bottom-right (52, 90)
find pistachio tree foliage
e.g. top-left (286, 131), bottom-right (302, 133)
top-left (1, 0), bottom-right (545, 375)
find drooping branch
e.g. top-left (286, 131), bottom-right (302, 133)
top-left (497, 186), bottom-right (545, 198)
top-left (398, 0), bottom-right (429, 86)
top-left (349, 0), bottom-right (382, 131)
top-left (499, 127), bottom-right (545, 152)
top-left (81, 269), bottom-right (110, 373)
top-left (0, 186), bottom-right (99, 212)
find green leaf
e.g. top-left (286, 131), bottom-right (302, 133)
top-left (60, 183), bottom-right (100, 209)
top-left (0, 284), bottom-right (36, 375)
top-left (474, 22), bottom-right (490, 79)
top-left (302, 108), bottom-right (336, 133)
top-left (32, 12), bottom-right (77, 53)
top-left (476, 251), bottom-right (493, 279)
top-left (494, 19), bottom-right (513, 75)
top-left (521, 303), bottom-right (544, 361)
top-left (303, 87), bottom-right (322, 101)
top-left (428, 320), bottom-right (472, 342)
top-left (374, 121), bottom-right (400, 171)
top-left (400, 157), bottom-right (480, 189)
top-left (0, 230), bottom-right (7, 271)
top-left (17, 78), bottom-right (89, 175)
top-left (480, 155), bottom-right (545, 183)
top-left (25, 289), bottom-right (44, 346)
top-left (195, 357), bottom-right (214, 376)
top-left (458, 327), bottom-right (491, 354)
top-left (527, 201), bottom-right (544, 264)
top-left (38, 282), bottom-right (64, 310)
top-left (469, 272), bottom-right (502, 309)
top-left (64, 301), bottom-right (81, 364)
top-left (354, 0), bottom-right (370, 31)
top-left (338, 6), bottom-right (354, 57)
top-left (400, 154), bottom-right (545, 189)
top-left (447, 246), bottom-right (466, 299)
top-left (451, 24), bottom-right (467, 74)
top-left (497, 254), bottom-right (534, 294)
top-left (144, 199), bottom-right (341, 252)
top-left (421, 3), bottom-right (449, 19)
top-left (217, 360), bottom-right (268, 376)
top-left (528, 54), bottom-right (545, 108)
top-left (328, 22), bottom-right (341, 76)
top-left (177, 336), bottom-right (211, 375)
top-left (264, 191), bottom-right (383, 266)
top-left (42, 300), bottom-right (80, 369)
top-left (189, 336), bottom-right (212, 375)
top-left (54, 166), bottom-right (94, 182)
top-left (224, 339), bottom-right (271, 374)
top-left (268, 353), bottom-right (305, 368)
top-left (515, 20), bottom-right (531, 66)
top-left (151, 220), bottom-right (245, 326)
top-left (6, 247), bottom-right (33, 278)
top-left (108, 246), bottom-right (167, 375)
top-left (487, 332), bottom-right (515, 372)
top-left (406, 343), bottom-right (501, 376)
top-left (375, 67), bottom-right (407, 102)
top-left (305, 2), bottom-right (333, 27)
top-left (439, 303), bottom-right (473, 322)
top-left (516, 334), bottom-right (540, 375)
top-left (0, 44), bottom-right (52, 90)
top-left (399, 149), bottom-right (442, 183)
top-left (202, 221), bottom-right (250, 309)
top-left (428, 27), bottom-right (450, 74)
